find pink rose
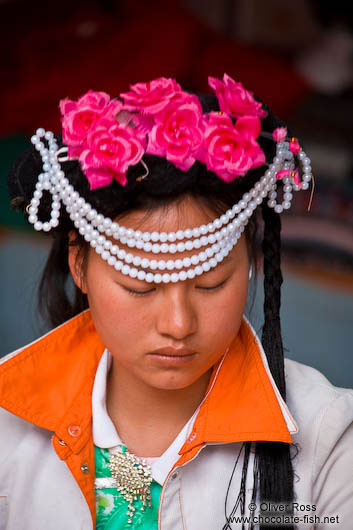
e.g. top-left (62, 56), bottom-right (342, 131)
top-left (272, 127), bottom-right (288, 143)
top-left (208, 74), bottom-right (268, 119)
top-left (60, 90), bottom-right (122, 158)
top-left (200, 112), bottom-right (265, 182)
top-left (120, 77), bottom-right (181, 115)
top-left (79, 118), bottom-right (146, 189)
top-left (146, 93), bottom-right (204, 171)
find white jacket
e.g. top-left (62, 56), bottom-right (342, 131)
top-left (0, 311), bottom-right (352, 529)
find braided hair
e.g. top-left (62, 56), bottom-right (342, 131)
top-left (7, 93), bottom-right (295, 530)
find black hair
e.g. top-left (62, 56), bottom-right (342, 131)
top-left (8, 92), bottom-right (295, 529)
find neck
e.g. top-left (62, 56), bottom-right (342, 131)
top-left (106, 362), bottom-right (212, 457)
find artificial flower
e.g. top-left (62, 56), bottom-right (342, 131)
top-left (208, 74), bottom-right (268, 119)
top-left (79, 118), bottom-right (146, 189)
top-left (276, 169), bottom-right (291, 180)
top-left (200, 112), bottom-right (265, 182)
top-left (121, 77), bottom-right (181, 115)
top-left (60, 90), bottom-right (122, 158)
top-left (289, 138), bottom-right (301, 155)
top-left (272, 127), bottom-right (288, 143)
top-left (146, 93), bottom-right (204, 171)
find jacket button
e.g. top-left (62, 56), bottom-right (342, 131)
top-left (81, 464), bottom-right (89, 474)
top-left (187, 432), bottom-right (197, 443)
top-left (68, 424), bottom-right (81, 437)
top-left (171, 471), bottom-right (179, 480)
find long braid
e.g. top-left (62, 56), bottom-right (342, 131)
top-left (255, 203), bottom-right (295, 530)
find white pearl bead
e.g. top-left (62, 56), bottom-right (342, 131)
top-left (129, 268), bottom-right (138, 278)
top-left (179, 271), bottom-right (187, 281)
top-left (193, 239), bottom-right (201, 249)
top-left (187, 269), bottom-right (195, 279)
top-left (137, 270), bottom-right (146, 280)
top-left (166, 260), bottom-right (174, 270)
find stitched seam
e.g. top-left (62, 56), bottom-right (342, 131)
top-left (178, 480), bottom-right (187, 530)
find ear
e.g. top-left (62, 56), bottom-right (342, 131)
top-left (67, 231), bottom-right (88, 294)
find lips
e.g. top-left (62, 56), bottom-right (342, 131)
top-left (149, 347), bottom-right (196, 357)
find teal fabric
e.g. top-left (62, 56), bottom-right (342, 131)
top-left (95, 445), bottom-right (162, 530)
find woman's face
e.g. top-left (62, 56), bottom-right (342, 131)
top-left (69, 195), bottom-right (250, 391)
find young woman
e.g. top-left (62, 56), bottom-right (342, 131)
top-left (1, 75), bottom-right (352, 530)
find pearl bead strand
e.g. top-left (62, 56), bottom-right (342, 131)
top-left (27, 129), bottom-right (311, 283)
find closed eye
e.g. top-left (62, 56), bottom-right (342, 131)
top-left (196, 279), bottom-right (227, 291)
top-left (122, 278), bottom-right (228, 297)
top-left (123, 286), bottom-right (155, 297)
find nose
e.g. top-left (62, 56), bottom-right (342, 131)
top-left (156, 284), bottom-right (197, 340)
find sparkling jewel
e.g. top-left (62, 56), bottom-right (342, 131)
top-left (102, 446), bottom-right (153, 525)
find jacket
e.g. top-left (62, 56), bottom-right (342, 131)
top-left (0, 310), bottom-right (352, 529)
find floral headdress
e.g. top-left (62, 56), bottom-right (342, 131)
top-left (58, 74), bottom-right (276, 189)
top-left (26, 74), bottom-right (312, 284)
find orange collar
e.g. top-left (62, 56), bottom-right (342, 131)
top-left (0, 310), bottom-right (295, 452)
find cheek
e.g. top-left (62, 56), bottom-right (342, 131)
top-left (85, 268), bottom-right (144, 348)
top-left (205, 273), bottom-right (249, 338)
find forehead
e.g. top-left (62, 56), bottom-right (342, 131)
top-left (117, 195), bottom-right (216, 234)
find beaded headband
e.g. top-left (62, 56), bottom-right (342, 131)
top-left (26, 74), bottom-right (313, 283)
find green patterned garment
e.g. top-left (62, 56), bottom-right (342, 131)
top-left (94, 445), bottom-right (162, 530)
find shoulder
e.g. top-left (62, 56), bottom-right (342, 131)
top-left (284, 359), bottom-right (353, 496)
top-left (284, 357), bottom-right (353, 421)
top-left (0, 407), bottom-right (50, 468)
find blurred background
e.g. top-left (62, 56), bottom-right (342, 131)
top-left (1, 0), bottom-right (352, 387)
